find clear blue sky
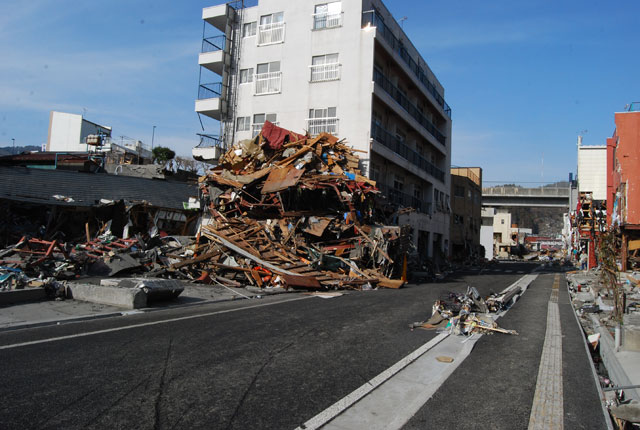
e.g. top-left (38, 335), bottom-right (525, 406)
top-left (1, 0), bottom-right (638, 183)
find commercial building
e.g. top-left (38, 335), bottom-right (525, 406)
top-left (607, 104), bottom-right (640, 270)
top-left (195, 0), bottom-right (453, 260)
top-left (450, 167), bottom-right (482, 260)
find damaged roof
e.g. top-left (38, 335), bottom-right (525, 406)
top-left (0, 166), bottom-right (197, 209)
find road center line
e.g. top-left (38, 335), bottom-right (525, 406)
top-left (528, 275), bottom-right (563, 430)
top-left (0, 296), bottom-right (311, 350)
top-left (297, 274), bottom-right (538, 430)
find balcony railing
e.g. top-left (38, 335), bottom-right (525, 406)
top-left (252, 122), bottom-right (279, 137)
top-left (373, 68), bottom-right (446, 146)
top-left (310, 63), bottom-right (341, 82)
top-left (306, 117), bottom-right (339, 136)
top-left (312, 12), bottom-right (343, 29)
top-left (198, 82), bottom-right (223, 99)
top-left (201, 35), bottom-right (226, 53)
top-left (371, 122), bottom-right (445, 182)
top-left (380, 185), bottom-right (431, 214)
top-left (362, 11), bottom-right (451, 119)
top-left (255, 71), bottom-right (282, 95)
top-left (196, 133), bottom-right (223, 148)
top-left (257, 22), bottom-right (285, 45)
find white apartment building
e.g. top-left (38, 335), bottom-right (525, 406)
top-left (195, 0), bottom-right (453, 260)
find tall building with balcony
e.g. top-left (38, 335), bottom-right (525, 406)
top-left (195, 0), bottom-right (453, 261)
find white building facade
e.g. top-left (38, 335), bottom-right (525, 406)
top-left (46, 111), bottom-right (112, 153)
top-left (195, 0), bottom-right (453, 260)
top-left (577, 141), bottom-right (607, 201)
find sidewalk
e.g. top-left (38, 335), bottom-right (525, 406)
top-left (0, 281), bottom-right (285, 331)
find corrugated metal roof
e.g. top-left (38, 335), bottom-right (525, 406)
top-left (0, 166), bottom-right (197, 209)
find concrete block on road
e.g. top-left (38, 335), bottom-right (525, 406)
top-left (66, 283), bottom-right (147, 309)
top-left (100, 278), bottom-right (184, 302)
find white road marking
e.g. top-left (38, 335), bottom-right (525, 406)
top-left (0, 296), bottom-right (311, 350)
top-left (297, 274), bottom-right (538, 430)
top-left (528, 276), bottom-right (563, 430)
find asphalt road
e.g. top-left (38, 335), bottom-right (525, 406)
top-left (0, 262), bottom-right (603, 429)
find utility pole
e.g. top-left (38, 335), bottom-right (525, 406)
top-left (151, 126), bottom-right (156, 150)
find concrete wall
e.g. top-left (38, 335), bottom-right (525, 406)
top-left (578, 145), bottom-right (607, 201)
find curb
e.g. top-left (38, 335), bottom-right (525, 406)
top-left (0, 289), bottom-right (298, 333)
top-left (565, 276), bottom-right (615, 430)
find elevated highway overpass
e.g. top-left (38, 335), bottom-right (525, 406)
top-left (482, 185), bottom-right (570, 208)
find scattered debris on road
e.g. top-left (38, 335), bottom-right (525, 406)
top-left (410, 286), bottom-right (519, 336)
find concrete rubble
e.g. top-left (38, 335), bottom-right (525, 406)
top-left (567, 268), bottom-right (640, 427)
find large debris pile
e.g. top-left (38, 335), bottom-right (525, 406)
top-left (1, 123), bottom-right (409, 293)
top-left (187, 121), bottom-right (408, 290)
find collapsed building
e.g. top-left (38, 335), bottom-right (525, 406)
top-left (0, 124), bottom-right (411, 292)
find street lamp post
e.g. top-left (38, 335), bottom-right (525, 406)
top-left (151, 126), bottom-right (156, 150)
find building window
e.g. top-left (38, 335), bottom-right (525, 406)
top-left (313, 2), bottom-right (343, 29)
top-left (252, 113), bottom-right (277, 137)
top-left (242, 21), bottom-right (257, 38)
top-left (255, 62), bottom-right (281, 95)
top-left (454, 185), bottom-right (465, 198)
top-left (467, 189), bottom-right (472, 199)
top-left (370, 163), bottom-right (381, 183)
top-left (258, 12), bottom-right (285, 45)
top-left (501, 219), bottom-right (505, 225)
top-left (393, 174), bottom-right (404, 191)
top-left (310, 53), bottom-right (340, 82)
top-left (395, 129), bottom-right (406, 143)
top-left (307, 107), bottom-right (338, 135)
top-left (236, 116), bottom-right (250, 132)
top-left (239, 68), bottom-right (253, 84)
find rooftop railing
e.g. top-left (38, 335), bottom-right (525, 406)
top-left (198, 82), bottom-right (223, 99)
top-left (371, 122), bottom-right (445, 182)
top-left (362, 10), bottom-right (451, 119)
top-left (373, 68), bottom-right (446, 146)
top-left (201, 35), bottom-right (226, 53)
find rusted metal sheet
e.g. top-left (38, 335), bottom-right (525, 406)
top-left (261, 166), bottom-right (305, 194)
